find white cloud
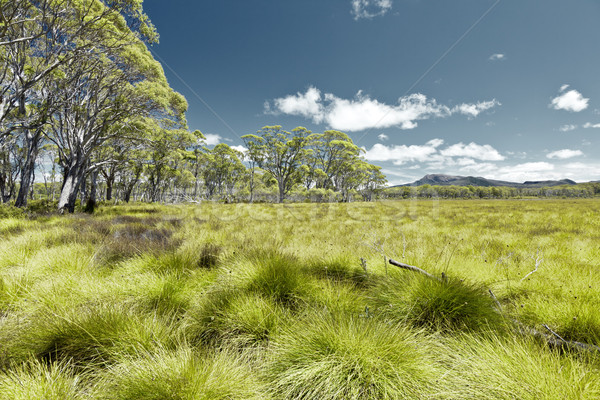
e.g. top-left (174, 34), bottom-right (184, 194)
top-left (378, 133), bottom-right (389, 141)
top-left (559, 124), bottom-right (577, 132)
top-left (489, 53), bottom-right (505, 61)
top-left (452, 100), bottom-right (500, 118)
top-left (440, 142), bottom-right (505, 161)
top-left (204, 134), bottom-right (223, 146)
top-left (364, 139), bottom-right (504, 168)
top-left (583, 122), bottom-right (600, 129)
top-left (272, 87), bottom-right (323, 119)
top-left (351, 0), bottom-right (392, 20)
top-left (364, 141), bottom-right (442, 165)
top-left (546, 149), bottom-right (583, 159)
top-left (560, 84), bottom-right (570, 92)
top-left (487, 162), bottom-right (555, 182)
top-left (550, 87), bottom-right (589, 112)
top-left (267, 87), bottom-right (500, 132)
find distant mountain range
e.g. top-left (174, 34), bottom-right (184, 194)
top-left (396, 174), bottom-right (579, 188)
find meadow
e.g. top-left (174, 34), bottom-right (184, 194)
top-left (0, 199), bottom-right (599, 399)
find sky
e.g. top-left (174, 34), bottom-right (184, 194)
top-left (143, 0), bottom-right (600, 185)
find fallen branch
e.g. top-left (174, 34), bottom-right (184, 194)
top-left (515, 321), bottom-right (600, 353)
top-left (386, 256), bottom-right (599, 354)
top-left (388, 258), bottom-right (440, 281)
top-left (521, 249), bottom-right (543, 282)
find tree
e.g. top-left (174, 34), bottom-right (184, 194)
top-left (0, 0), bottom-right (159, 208)
top-left (200, 143), bottom-right (246, 200)
top-left (242, 126), bottom-right (310, 203)
top-left (42, 13), bottom-right (185, 212)
top-left (307, 130), bottom-right (362, 190)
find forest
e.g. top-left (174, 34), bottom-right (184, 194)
top-left (0, 0), bottom-right (386, 213)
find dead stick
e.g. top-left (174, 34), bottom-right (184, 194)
top-left (388, 258), bottom-right (440, 281)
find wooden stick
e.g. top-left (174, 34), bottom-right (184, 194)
top-left (388, 258), bottom-right (440, 281)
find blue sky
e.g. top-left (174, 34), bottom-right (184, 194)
top-left (144, 0), bottom-right (600, 184)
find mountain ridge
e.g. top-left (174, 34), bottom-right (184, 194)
top-left (395, 174), bottom-right (579, 188)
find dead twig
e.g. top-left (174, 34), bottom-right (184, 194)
top-left (388, 258), bottom-right (440, 281)
top-left (521, 249), bottom-right (543, 282)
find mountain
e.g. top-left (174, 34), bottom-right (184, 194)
top-left (397, 174), bottom-right (578, 188)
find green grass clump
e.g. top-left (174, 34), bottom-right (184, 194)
top-left (305, 254), bottom-right (370, 287)
top-left (438, 334), bottom-right (600, 399)
top-left (185, 288), bottom-right (290, 347)
top-left (0, 359), bottom-right (88, 400)
top-left (239, 251), bottom-right (313, 306)
top-left (0, 302), bottom-right (176, 367)
top-left (265, 313), bottom-right (438, 399)
top-left (95, 347), bottom-right (265, 400)
top-left (371, 271), bottom-right (504, 333)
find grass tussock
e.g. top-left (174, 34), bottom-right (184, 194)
top-left (0, 302), bottom-right (177, 368)
top-left (370, 271), bottom-right (505, 333)
top-left (0, 359), bottom-right (88, 400)
top-left (95, 347), bottom-right (265, 400)
top-left (438, 334), bottom-right (600, 399)
top-left (265, 313), bottom-right (439, 399)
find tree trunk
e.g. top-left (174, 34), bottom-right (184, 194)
top-left (58, 160), bottom-right (86, 213)
top-left (278, 178), bottom-right (285, 203)
top-left (15, 129), bottom-right (42, 208)
top-left (106, 175), bottom-right (114, 201)
top-left (84, 169), bottom-right (98, 212)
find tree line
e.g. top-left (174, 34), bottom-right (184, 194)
top-left (383, 183), bottom-right (600, 199)
top-left (0, 1), bottom-right (387, 212)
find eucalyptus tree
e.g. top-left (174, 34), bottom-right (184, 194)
top-left (45, 23), bottom-right (185, 211)
top-left (1, 0), bottom-right (160, 208)
top-left (143, 126), bottom-right (197, 203)
top-left (242, 126), bottom-right (310, 203)
top-left (307, 130), bottom-right (362, 190)
top-left (200, 143), bottom-right (246, 200)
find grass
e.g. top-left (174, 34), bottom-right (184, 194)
top-left (0, 199), bottom-right (599, 398)
top-left (94, 347), bottom-right (265, 400)
top-left (370, 271), bottom-right (506, 333)
top-left (265, 313), bottom-right (439, 399)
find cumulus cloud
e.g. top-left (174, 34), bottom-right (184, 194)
top-left (351, 0), bottom-right (392, 20)
top-left (364, 139), bottom-right (443, 165)
top-left (550, 86), bottom-right (589, 112)
top-left (267, 87), bottom-right (500, 132)
top-left (451, 101), bottom-right (499, 118)
top-left (378, 133), bottom-right (389, 141)
top-left (364, 139), bottom-right (504, 167)
top-left (204, 134), bottom-right (223, 146)
top-left (559, 124), bottom-right (577, 132)
top-left (272, 87), bottom-right (322, 119)
top-left (440, 142), bottom-right (505, 161)
top-left (489, 53), bottom-right (505, 61)
top-left (486, 162), bottom-right (555, 182)
top-left (546, 149), bottom-right (583, 159)
top-left (583, 122), bottom-right (600, 129)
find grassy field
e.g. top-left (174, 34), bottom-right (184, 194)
top-left (0, 199), bottom-right (599, 399)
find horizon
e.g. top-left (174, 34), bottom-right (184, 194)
top-left (144, 0), bottom-right (600, 185)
